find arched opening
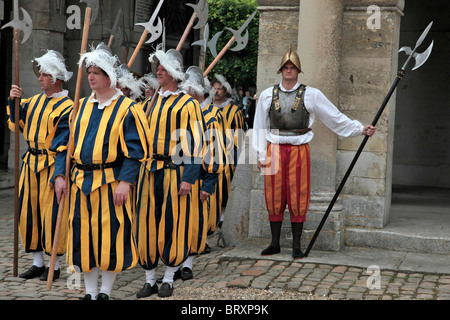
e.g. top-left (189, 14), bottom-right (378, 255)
top-left (391, 0), bottom-right (450, 242)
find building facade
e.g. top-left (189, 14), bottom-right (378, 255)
top-left (1, 0), bottom-right (449, 254)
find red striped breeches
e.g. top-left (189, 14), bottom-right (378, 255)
top-left (262, 143), bottom-right (311, 223)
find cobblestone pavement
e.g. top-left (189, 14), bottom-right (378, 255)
top-left (1, 187), bottom-right (450, 301)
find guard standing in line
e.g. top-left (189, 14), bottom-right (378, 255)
top-left (7, 50), bottom-right (73, 281)
top-left (176, 66), bottom-right (225, 279)
top-left (211, 75), bottom-right (245, 230)
top-left (135, 48), bottom-right (205, 298)
top-left (52, 44), bottom-right (151, 300)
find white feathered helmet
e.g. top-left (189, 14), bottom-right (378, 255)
top-left (79, 43), bottom-right (119, 88)
top-left (116, 64), bottom-right (146, 100)
top-left (179, 66), bottom-right (205, 97)
top-left (149, 45), bottom-right (185, 82)
top-left (211, 74), bottom-right (232, 97)
top-left (142, 73), bottom-right (159, 90)
top-left (32, 50), bottom-right (73, 84)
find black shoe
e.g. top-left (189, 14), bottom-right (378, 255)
top-left (136, 283), bottom-right (158, 298)
top-left (201, 243), bottom-right (211, 254)
top-left (97, 293), bottom-right (109, 300)
top-left (292, 248), bottom-right (304, 259)
top-left (261, 244), bottom-right (280, 256)
top-left (158, 282), bottom-right (173, 298)
top-left (157, 269), bottom-right (181, 283)
top-left (180, 267), bottom-right (193, 281)
top-left (19, 265), bottom-right (46, 279)
top-left (39, 267), bottom-right (60, 281)
top-left (80, 294), bottom-right (93, 300)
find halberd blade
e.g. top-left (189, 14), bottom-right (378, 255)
top-left (412, 41), bottom-right (434, 70)
top-left (415, 21), bottom-right (433, 49)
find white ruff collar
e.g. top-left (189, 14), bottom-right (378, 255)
top-left (89, 88), bottom-right (123, 109)
top-left (46, 90), bottom-right (69, 99)
top-left (158, 88), bottom-right (184, 98)
top-left (214, 98), bottom-right (232, 109)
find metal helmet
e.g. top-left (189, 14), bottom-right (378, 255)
top-left (149, 46), bottom-right (185, 82)
top-left (181, 66), bottom-right (206, 96)
top-left (32, 50), bottom-right (73, 83)
top-left (278, 46), bottom-right (302, 74)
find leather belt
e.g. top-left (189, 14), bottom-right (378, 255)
top-left (270, 128), bottom-right (312, 136)
top-left (152, 154), bottom-right (177, 169)
top-left (75, 159), bottom-right (123, 171)
top-left (28, 147), bottom-right (48, 156)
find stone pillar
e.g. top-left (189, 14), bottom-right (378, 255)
top-left (338, 0), bottom-right (403, 231)
top-left (296, 0), bottom-right (346, 252)
top-left (298, 0), bottom-right (344, 193)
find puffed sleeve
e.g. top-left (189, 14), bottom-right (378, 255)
top-left (179, 100), bottom-right (205, 185)
top-left (45, 107), bottom-right (73, 183)
top-left (7, 97), bottom-right (31, 132)
top-left (201, 112), bottom-right (226, 194)
top-left (118, 103), bottom-right (152, 184)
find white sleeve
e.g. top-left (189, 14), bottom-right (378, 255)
top-left (308, 88), bottom-right (364, 138)
top-left (252, 87), bottom-right (273, 162)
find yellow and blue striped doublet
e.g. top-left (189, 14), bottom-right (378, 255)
top-left (200, 104), bottom-right (226, 238)
top-left (218, 103), bottom-right (245, 207)
top-left (190, 103), bottom-right (226, 254)
top-left (136, 92), bottom-right (204, 269)
top-left (66, 95), bottom-right (150, 273)
top-left (7, 93), bottom-right (73, 255)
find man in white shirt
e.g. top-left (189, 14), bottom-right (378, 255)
top-left (252, 47), bottom-right (376, 259)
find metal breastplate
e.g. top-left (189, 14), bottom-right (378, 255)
top-left (269, 84), bottom-right (310, 135)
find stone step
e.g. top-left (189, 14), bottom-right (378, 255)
top-left (345, 226), bottom-right (450, 255)
top-left (0, 171), bottom-right (14, 190)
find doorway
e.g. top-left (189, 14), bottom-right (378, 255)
top-left (392, 0), bottom-right (450, 232)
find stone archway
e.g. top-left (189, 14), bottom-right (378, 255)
top-left (393, 1), bottom-right (450, 188)
top-left (387, 0), bottom-right (450, 253)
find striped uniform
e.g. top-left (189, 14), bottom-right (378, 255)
top-left (190, 102), bottom-right (226, 253)
top-left (7, 93), bottom-right (73, 256)
top-left (217, 102), bottom-right (245, 207)
top-left (62, 95), bottom-right (150, 273)
top-left (263, 143), bottom-right (311, 223)
top-left (136, 91), bottom-right (204, 269)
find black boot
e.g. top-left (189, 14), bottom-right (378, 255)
top-left (291, 222), bottom-right (304, 259)
top-left (261, 221), bottom-right (282, 255)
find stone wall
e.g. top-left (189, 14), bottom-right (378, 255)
top-left (7, 0), bottom-right (68, 169)
top-left (338, 0), bottom-right (403, 229)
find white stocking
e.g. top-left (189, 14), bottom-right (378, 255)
top-left (100, 270), bottom-right (117, 297)
top-left (183, 256), bottom-right (194, 270)
top-left (145, 269), bottom-right (156, 286)
top-left (33, 252), bottom-right (44, 268)
top-left (163, 266), bottom-right (178, 286)
top-left (83, 267), bottom-right (99, 300)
